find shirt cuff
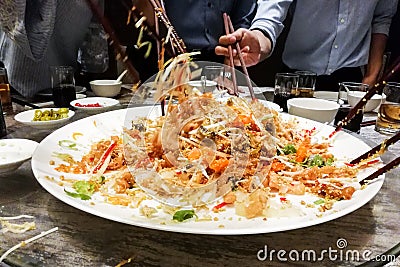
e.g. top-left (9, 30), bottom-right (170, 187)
top-left (250, 27), bottom-right (274, 53)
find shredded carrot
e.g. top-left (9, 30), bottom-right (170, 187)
top-left (209, 158), bottom-right (230, 173)
top-left (187, 147), bottom-right (201, 160)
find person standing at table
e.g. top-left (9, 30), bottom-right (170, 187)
top-left (127, 0), bottom-right (257, 81)
top-left (216, 0), bottom-right (398, 91)
top-left (0, 0), bottom-right (96, 98)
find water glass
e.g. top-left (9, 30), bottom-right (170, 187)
top-left (375, 82), bottom-right (400, 134)
top-left (273, 73), bottom-right (299, 112)
top-left (202, 65), bottom-right (224, 93)
top-left (334, 82), bottom-right (368, 133)
top-left (295, 70), bottom-right (316, 97)
top-left (51, 66), bottom-right (76, 107)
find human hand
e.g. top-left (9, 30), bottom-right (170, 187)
top-left (362, 75), bottom-right (378, 88)
top-left (215, 29), bottom-right (271, 67)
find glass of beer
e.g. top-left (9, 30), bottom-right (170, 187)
top-left (273, 73), bottom-right (299, 112)
top-left (375, 82), bottom-right (400, 134)
top-left (295, 70), bottom-right (316, 97)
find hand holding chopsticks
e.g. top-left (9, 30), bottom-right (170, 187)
top-left (222, 13), bottom-right (255, 100)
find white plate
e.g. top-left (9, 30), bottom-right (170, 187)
top-left (0, 139), bottom-right (39, 173)
top-left (70, 97), bottom-right (119, 113)
top-left (31, 107), bottom-right (384, 235)
top-left (14, 108), bottom-right (75, 129)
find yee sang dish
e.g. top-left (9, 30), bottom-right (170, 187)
top-left (51, 90), bottom-right (377, 222)
top-left (46, 54), bottom-right (382, 224)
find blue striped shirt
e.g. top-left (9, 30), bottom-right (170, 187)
top-left (251, 0), bottom-right (398, 75)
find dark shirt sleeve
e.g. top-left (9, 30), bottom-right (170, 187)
top-left (230, 0), bottom-right (257, 29)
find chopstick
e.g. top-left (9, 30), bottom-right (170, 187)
top-left (225, 14), bottom-right (255, 101)
top-left (360, 119), bottom-right (376, 127)
top-left (359, 156), bottom-right (400, 185)
top-left (11, 96), bottom-right (41, 109)
top-left (350, 130), bottom-right (400, 164)
top-left (223, 13), bottom-right (239, 96)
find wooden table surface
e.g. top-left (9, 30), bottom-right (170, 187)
top-left (1, 92), bottom-right (400, 267)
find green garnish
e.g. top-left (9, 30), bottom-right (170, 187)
top-left (64, 177), bottom-right (105, 200)
top-left (306, 155), bottom-right (335, 167)
top-left (73, 181), bottom-right (95, 196)
top-left (58, 140), bottom-right (78, 150)
top-left (64, 189), bottom-right (91, 200)
top-left (52, 152), bottom-right (74, 162)
top-left (314, 199), bottom-right (325, 205)
top-left (172, 210), bottom-right (197, 222)
top-left (282, 144), bottom-right (297, 155)
top-left (308, 155), bottom-right (325, 167)
top-left (325, 157), bottom-right (334, 166)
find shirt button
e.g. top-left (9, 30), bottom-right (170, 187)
top-left (334, 44), bottom-right (338, 49)
top-left (328, 69), bottom-right (333, 72)
top-left (340, 18), bottom-right (345, 24)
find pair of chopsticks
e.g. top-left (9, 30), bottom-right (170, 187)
top-left (222, 13), bottom-right (255, 100)
top-left (360, 120), bottom-right (376, 127)
top-left (350, 130), bottom-right (400, 185)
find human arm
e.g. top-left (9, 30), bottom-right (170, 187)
top-left (362, 0), bottom-right (398, 86)
top-left (362, 33), bottom-right (387, 87)
top-left (215, 0), bottom-right (292, 66)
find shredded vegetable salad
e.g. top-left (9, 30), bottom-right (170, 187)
top-left (48, 94), bottom-right (381, 221)
top-left (46, 56), bottom-right (382, 223)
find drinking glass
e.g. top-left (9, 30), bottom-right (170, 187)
top-left (273, 73), bottom-right (299, 112)
top-left (334, 82), bottom-right (368, 133)
top-left (202, 65), bottom-right (224, 93)
top-left (375, 82), bottom-right (400, 134)
top-left (51, 66), bottom-right (76, 107)
top-left (295, 70), bottom-right (316, 97)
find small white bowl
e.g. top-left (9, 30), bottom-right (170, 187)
top-left (287, 98), bottom-right (340, 123)
top-left (70, 97), bottom-right (120, 114)
top-left (347, 91), bottom-right (386, 112)
top-left (14, 108), bottom-right (75, 129)
top-left (90, 80), bottom-right (122, 97)
top-left (314, 91), bottom-right (339, 101)
top-left (0, 139), bottom-right (39, 173)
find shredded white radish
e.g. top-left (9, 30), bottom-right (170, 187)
top-left (0, 215), bottom-right (34, 221)
top-left (1, 221), bottom-right (36, 234)
top-left (0, 227), bottom-right (58, 263)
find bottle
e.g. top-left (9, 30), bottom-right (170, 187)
top-left (0, 67), bottom-right (12, 113)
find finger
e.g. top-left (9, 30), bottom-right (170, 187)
top-left (215, 46), bottom-right (230, 57)
top-left (218, 34), bottom-right (238, 46)
top-left (241, 46), bottom-right (250, 53)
